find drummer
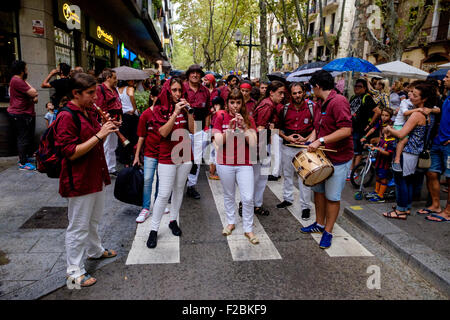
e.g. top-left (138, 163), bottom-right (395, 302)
top-left (303, 70), bottom-right (353, 249)
top-left (276, 83), bottom-right (319, 220)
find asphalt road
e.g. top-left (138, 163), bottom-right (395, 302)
top-left (41, 168), bottom-right (446, 300)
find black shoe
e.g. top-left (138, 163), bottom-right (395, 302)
top-left (268, 175), bottom-right (280, 181)
top-left (255, 206), bottom-right (270, 216)
top-left (276, 200), bottom-right (292, 208)
top-left (238, 202), bottom-right (242, 217)
top-left (186, 186), bottom-right (201, 199)
top-left (301, 209), bottom-right (311, 220)
top-left (147, 230), bottom-right (158, 248)
top-left (169, 220), bottom-right (182, 236)
top-left (109, 171), bottom-right (118, 177)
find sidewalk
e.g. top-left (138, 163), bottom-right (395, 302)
top-left (0, 164), bottom-right (139, 300)
top-left (344, 200), bottom-right (450, 297)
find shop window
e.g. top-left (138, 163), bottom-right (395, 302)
top-left (54, 27), bottom-right (75, 68)
top-left (0, 10), bottom-right (19, 102)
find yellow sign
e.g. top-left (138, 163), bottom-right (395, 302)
top-left (97, 26), bottom-right (114, 45)
top-left (62, 3), bottom-right (80, 24)
top-left (350, 206), bottom-right (363, 210)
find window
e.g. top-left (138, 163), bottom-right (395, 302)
top-left (54, 27), bottom-right (75, 68)
top-left (331, 13), bottom-right (335, 34)
top-left (0, 10), bottom-right (19, 102)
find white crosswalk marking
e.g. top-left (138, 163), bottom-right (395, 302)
top-left (206, 172), bottom-right (282, 261)
top-left (126, 176), bottom-right (179, 265)
top-left (267, 178), bottom-right (373, 257)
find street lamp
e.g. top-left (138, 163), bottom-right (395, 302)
top-left (234, 24), bottom-right (259, 79)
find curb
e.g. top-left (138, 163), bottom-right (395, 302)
top-left (343, 205), bottom-right (450, 298)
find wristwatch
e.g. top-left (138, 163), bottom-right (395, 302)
top-left (319, 137), bottom-right (325, 145)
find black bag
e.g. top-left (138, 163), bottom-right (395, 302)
top-left (113, 165), bottom-right (144, 206)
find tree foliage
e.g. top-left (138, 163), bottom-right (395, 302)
top-left (173, 0), bottom-right (259, 73)
top-left (366, 0), bottom-right (436, 61)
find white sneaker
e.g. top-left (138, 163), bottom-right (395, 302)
top-left (164, 207), bottom-right (170, 214)
top-left (136, 208), bottom-right (150, 223)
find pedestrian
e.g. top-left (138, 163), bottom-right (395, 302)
top-left (348, 79), bottom-right (376, 180)
top-left (276, 82), bottom-right (318, 220)
top-left (250, 80), bottom-right (286, 216)
top-left (146, 77), bottom-right (195, 249)
top-left (367, 77), bottom-right (391, 129)
top-left (360, 108), bottom-right (393, 146)
top-left (390, 80), bottom-right (403, 112)
top-left (417, 70), bottom-right (450, 222)
top-left (302, 70), bottom-right (353, 249)
top-left (117, 80), bottom-right (139, 167)
top-left (95, 68), bottom-right (123, 176)
top-left (41, 62), bottom-right (71, 109)
top-left (240, 81), bottom-right (256, 117)
top-left (7, 60), bottom-right (38, 171)
top-left (184, 64), bottom-right (211, 200)
top-left (44, 102), bottom-right (56, 127)
top-left (55, 72), bottom-right (118, 287)
top-left (212, 88), bottom-right (259, 244)
top-left (382, 82), bottom-right (436, 220)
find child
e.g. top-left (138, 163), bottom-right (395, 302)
top-left (209, 96), bottom-right (225, 180)
top-left (366, 130), bottom-right (396, 202)
top-left (44, 102), bottom-right (56, 127)
top-left (361, 107), bottom-right (393, 146)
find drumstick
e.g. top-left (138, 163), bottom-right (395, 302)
top-left (286, 144), bottom-right (338, 152)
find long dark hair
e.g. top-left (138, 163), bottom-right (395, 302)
top-left (265, 80), bottom-right (285, 98)
top-left (228, 88), bottom-right (252, 129)
top-left (415, 83), bottom-right (438, 109)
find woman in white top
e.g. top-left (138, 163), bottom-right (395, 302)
top-left (117, 80), bottom-right (139, 166)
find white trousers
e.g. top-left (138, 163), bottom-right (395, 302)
top-left (103, 132), bottom-right (118, 172)
top-left (216, 164), bottom-right (255, 233)
top-left (66, 188), bottom-right (106, 278)
top-left (270, 133), bottom-right (282, 177)
top-left (282, 144), bottom-right (312, 209)
top-left (151, 162), bottom-right (192, 231)
top-left (253, 162), bottom-right (269, 208)
top-left (187, 131), bottom-right (209, 187)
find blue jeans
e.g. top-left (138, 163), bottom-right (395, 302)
top-left (394, 171), bottom-right (415, 212)
top-left (143, 156), bottom-right (159, 210)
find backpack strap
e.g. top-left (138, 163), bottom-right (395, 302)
top-left (57, 106), bottom-right (82, 191)
top-left (306, 100), bottom-right (314, 121)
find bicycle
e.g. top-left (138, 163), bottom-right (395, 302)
top-left (351, 146), bottom-right (376, 200)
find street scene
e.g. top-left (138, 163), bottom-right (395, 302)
top-left (0, 0), bottom-right (449, 305)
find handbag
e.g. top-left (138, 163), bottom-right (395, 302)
top-left (417, 117), bottom-right (431, 169)
top-left (113, 165), bottom-right (144, 206)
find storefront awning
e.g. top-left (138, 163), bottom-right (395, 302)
top-left (70, 0), bottom-right (165, 62)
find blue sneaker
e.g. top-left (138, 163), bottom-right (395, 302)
top-left (300, 222), bottom-right (325, 234)
top-left (369, 195), bottom-right (385, 203)
top-left (18, 162), bottom-right (36, 171)
top-left (319, 230), bottom-right (333, 249)
top-left (365, 191), bottom-right (378, 199)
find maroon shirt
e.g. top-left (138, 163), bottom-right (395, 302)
top-left (245, 98), bottom-right (257, 118)
top-left (253, 97), bottom-right (280, 128)
top-left (137, 108), bottom-right (160, 159)
top-left (314, 90), bottom-right (354, 164)
top-left (55, 101), bottom-right (111, 197)
top-left (95, 83), bottom-right (123, 116)
top-left (7, 76), bottom-right (35, 116)
top-left (153, 103), bottom-right (192, 165)
top-left (213, 110), bottom-right (257, 166)
top-left (183, 82), bottom-right (211, 123)
top-left (279, 100), bottom-right (319, 137)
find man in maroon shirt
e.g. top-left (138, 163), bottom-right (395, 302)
top-left (184, 64), bottom-right (211, 199)
top-left (302, 70), bottom-right (353, 249)
top-left (7, 60), bottom-right (39, 170)
top-left (95, 68), bottom-right (123, 175)
top-left (277, 83), bottom-right (318, 220)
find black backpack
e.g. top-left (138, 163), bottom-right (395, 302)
top-left (114, 165), bottom-right (144, 206)
top-left (36, 107), bottom-right (81, 182)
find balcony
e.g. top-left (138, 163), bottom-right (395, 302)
top-left (421, 24), bottom-right (450, 43)
top-left (323, 0), bottom-right (339, 14)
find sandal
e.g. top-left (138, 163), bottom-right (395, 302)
top-left (254, 207), bottom-right (270, 216)
top-left (383, 209), bottom-right (408, 220)
top-left (417, 208), bottom-right (441, 215)
top-left (76, 273), bottom-right (97, 287)
top-left (425, 213), bottom-right (450, 222)
top-left (244, 233), bottom-right (259, 245)
top-left (88, 249), bottom-right (117, 260)
top-left (222, 225), bottom-right (235, 236)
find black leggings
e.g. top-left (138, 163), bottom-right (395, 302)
top-left (8, 113), bottom-right (35, 165)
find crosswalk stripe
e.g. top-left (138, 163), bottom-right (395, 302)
top-left (267, 178), bottom-right (373, 257)
top-left (206, 172), bottom-right (282, 261)
top-left (126, 177), bottom-right (179, 265)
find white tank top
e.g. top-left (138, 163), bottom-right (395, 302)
top-left (118, 87), bottom-right (134, 113)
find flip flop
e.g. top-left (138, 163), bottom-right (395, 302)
top-left (425, 213), bottom-right (450, 222)
top-left (244, 233), bottom-right (259, 245)
top-left (416, 208), bottom-right (440, 215)
top-left (222, 226), bottom-right (235, 236)
top-left (382, 210), bottom-right (407, 220)
top-left (88, 249), bottom-right (117, 260)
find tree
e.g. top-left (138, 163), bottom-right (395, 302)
top-left (174, 0), bottom-right (258, 73)
top-left (365, 0), bottom-right (436, 61)
top-left (172, 32), bottom-right (194, 70)
top-left (259, 0), bottom-right (269, 81)
top-left (265, 0), bottom-right (313, 66)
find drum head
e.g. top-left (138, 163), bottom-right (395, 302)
top-left (303, 166), bottom-right (334, 186)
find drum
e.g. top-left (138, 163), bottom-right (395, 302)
top-left (292, 149), bottom-right (334, 186)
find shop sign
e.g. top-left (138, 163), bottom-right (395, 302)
top-left (32, 20), bottom-right (45, 37)
top-left (89, 21), bottom-right (115, 48)
top-left (58, 0), bottom-right (81, 30)
top-left (96, 26), bottom-right (114, 45)
top-left (118, 43), bottom-right (129, 60)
